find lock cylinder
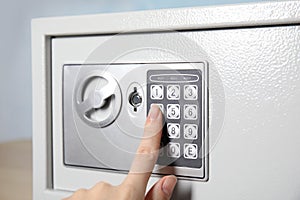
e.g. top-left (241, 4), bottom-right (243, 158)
top-left (126, 82), bottom-right (144, 114)
top-left (129, 87), bottom-right (142, 111)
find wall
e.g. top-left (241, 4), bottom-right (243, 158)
top-left (0, 0), bottom-right (268, 142)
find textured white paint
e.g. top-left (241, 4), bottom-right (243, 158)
top-left (1, 0), bottom-right (262, 142)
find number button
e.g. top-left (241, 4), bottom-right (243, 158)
top-left (184, 124), bottom-right (198, 139)
top-left (167, 142), bottom-right (180, 158)
top-left (184, 144), bottom-right (198, 159)
top-left (167, 85), bottom-right (180, 100)
top-left (167, 104), bottom-right (180, 119)
top-left (184, 85), bottom-right (198, 100)
top-left (167, 123), bottom-right (180, 138)
top-left (150, 85), bottom-right (164, 100)
top-left (184, 105), bottom-right (198, 120)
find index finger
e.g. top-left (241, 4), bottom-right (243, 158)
top-left (123, 105), bottom-right (163, 193)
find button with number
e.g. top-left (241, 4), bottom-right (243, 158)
top-left (167, 85), bottom-right (180, 100)
top-left (184, 105), bottom-right (198, 120)
top-left (167, 142), bottom-right (180, 158)
top-left (167, 104), bottom-right (180, 119)
top-left (184, 144), bottom-right (198, 159)
top-left (184, 124), bottom-right (198, 139)
top-left (184, 85), bottom-right (198, 100)
top-left (151, 85), bottom-right (164, 100)
top-left (167, 123), bottom-right (180, 138)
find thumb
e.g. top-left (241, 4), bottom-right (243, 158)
top-left (145, 175), bottom-right (177, 200)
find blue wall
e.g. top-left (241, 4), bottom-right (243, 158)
top-left (0, 0), bottom-right (268, 142)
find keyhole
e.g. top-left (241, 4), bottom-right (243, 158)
top-left (129, 87), bottom-right (142, 112)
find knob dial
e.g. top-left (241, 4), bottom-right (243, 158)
top-left (75, 71), bottom-right (122, 128)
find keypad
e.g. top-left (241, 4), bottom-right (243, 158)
top-left (150, 85), bottom-right (164, 100)
top-left (167, 85), bottom-right (180, 100)
top-left (147, 69), bottom-right (203, 169)
top-left (167, 143), bottom-right (181, 158)
top-left (167, 123), bottom-right (180, 138)
top-left (167, 104), bottom-right (180, 119)
top-left (184, 85), bottom-right (198, 100)
top-left (184, 105), bottom-right (198, 120)
top-left (184, 144), bottom-right (198, 159)
top-left (184, 124), bottom-right (198, 139)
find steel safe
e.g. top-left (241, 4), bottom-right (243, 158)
top-left (32, 1), bottom-right (300, 199)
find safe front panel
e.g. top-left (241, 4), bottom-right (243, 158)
top-left (51, 25), bottom-right (300, 199)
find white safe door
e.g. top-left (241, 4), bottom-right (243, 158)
top-left (52, 26), bottom-right (300, 200)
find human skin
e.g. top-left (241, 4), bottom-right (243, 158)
top-left (64, 105), bottom-right (177, 200)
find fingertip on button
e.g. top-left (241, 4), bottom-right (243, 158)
top-left (148, 104), bottom-right (161, 120)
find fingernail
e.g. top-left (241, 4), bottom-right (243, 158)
top-left (162, 175), bottom-right (177, 197)
top-left (148, 105), bottom-right (160, 120)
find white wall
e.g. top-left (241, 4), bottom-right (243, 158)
top-left (0, 0), bottom-right (267, 142)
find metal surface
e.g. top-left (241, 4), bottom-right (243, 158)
top-left (63, 63), bottom-right (208, 181)
top-left (74, 70), bottom-right (122, 128)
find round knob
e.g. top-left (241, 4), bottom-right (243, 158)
top-left (74, 71), bottom-right (122, 128)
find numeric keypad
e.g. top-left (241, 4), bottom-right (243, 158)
top-left (147, 69), bottom-right (202, 168)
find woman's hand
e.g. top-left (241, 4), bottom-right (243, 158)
top-left (64, 105), bottom-right (177, 200)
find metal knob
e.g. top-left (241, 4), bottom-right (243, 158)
top-left (75, 71), bottom-right (122, 128)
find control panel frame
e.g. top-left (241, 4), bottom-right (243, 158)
top-left (61, 63), bottom-right (208, 182)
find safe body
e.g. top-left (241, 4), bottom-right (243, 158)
top-left (32, 1), bottom-right (300, 199)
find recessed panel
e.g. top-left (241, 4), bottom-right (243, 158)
top-left (63, 63), bottom-right (208, 180)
